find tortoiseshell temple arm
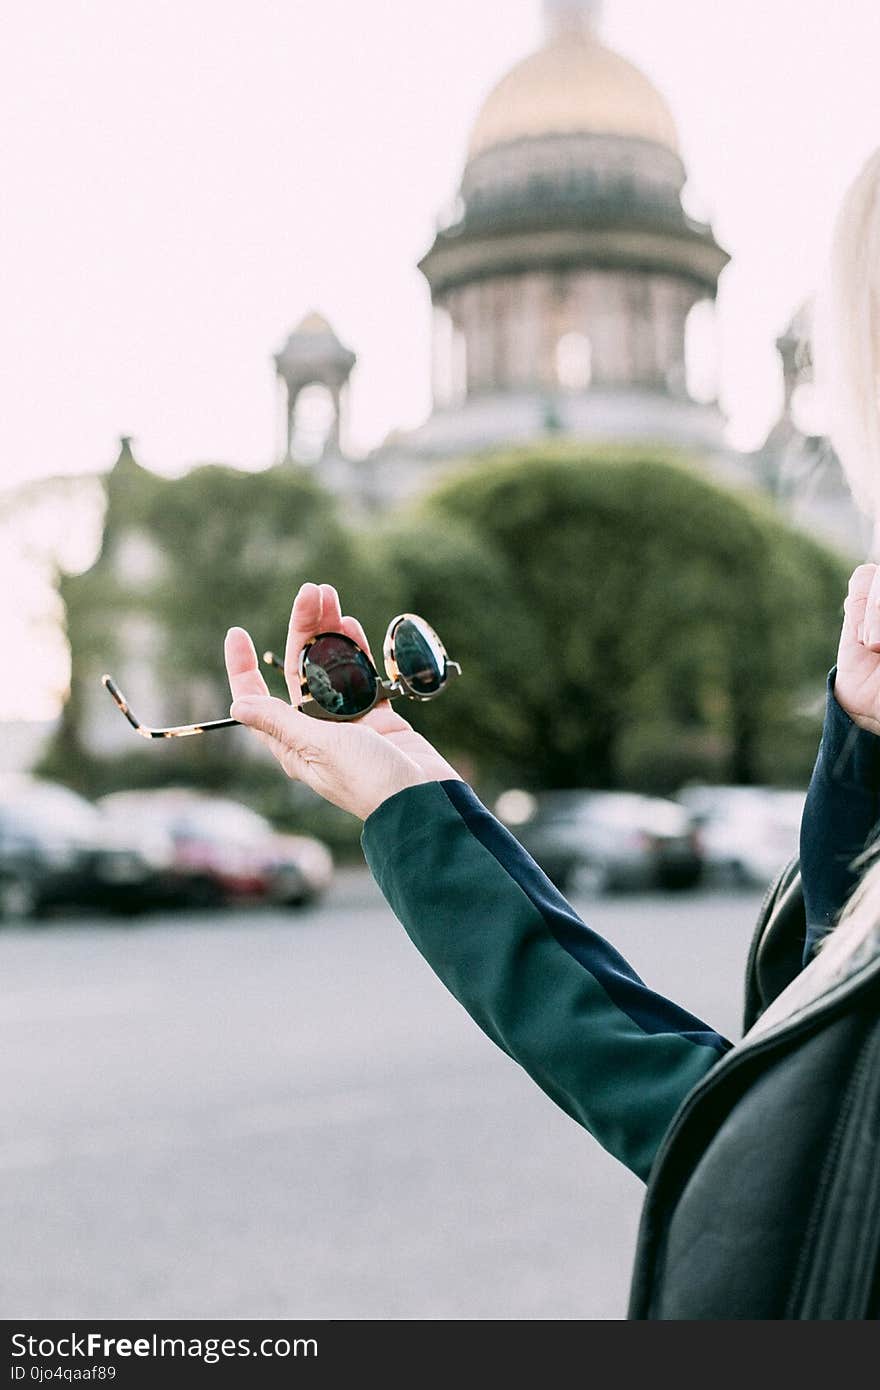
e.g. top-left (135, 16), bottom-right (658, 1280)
top-left (262, 650), bottom-right (313, 702)
top-left (100, 675), bottom-right (239, 738)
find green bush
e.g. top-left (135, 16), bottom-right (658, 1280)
top-left (396, 444), bottom-right (850, 792)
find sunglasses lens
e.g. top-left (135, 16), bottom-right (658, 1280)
top-left (392, 618), bottom-right (446, 695)
top-left (304, 635), bottom-right (377, 716)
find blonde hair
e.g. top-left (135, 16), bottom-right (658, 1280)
top-left (815, 845), bottom-right (880, 977)
top-left (813, 147), bottom-right (880, 548)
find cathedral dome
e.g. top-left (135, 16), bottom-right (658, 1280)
top-left (467, 30), bottom-right (679, 162)
top-left (419, 0), bottom-right (728, 409)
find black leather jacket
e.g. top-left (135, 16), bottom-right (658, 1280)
top-left (628, 673), bottom-right (880, 1319)
top-left (364, 670), bottom-right (880, 1318)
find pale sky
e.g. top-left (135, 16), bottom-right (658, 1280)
top-left (1, 0), bottom-right (879, 721)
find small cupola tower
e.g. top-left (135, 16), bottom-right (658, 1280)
top-left (274, 313), bottom-right (356, 463)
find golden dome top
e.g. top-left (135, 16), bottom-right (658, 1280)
top-left (467, 33), bottom-right (679, 161)
top-left (294, 311), bottom-right (335, 336)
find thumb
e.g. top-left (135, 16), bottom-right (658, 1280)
top-left (230, 695), bottom-right (326, 750)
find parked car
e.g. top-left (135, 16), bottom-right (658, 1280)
top-left (675, 784), bottom-right (805, 887)
top-left (0, 775), bottom-right (174, 920)
top-left (97, 789), bottom-right (333, 908)
top-left (494, 788), bottom-right (704, 892)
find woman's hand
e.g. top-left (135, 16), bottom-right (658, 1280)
top-left (835, 564), bottom-right (880, 734)
top-left (223, 582), bottom-right (462, 821)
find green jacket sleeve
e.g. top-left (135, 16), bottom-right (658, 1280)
top-left (362, 779), bottom-right (731, 1182)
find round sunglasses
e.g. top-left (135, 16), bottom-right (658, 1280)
top-left (101, 614), bottom-right (460, 739)
top-left (264, 613), bottom-right (462, 721)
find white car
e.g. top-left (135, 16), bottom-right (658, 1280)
top-left (495, 788), bottom-right (704, 893)
top-left (676, 785), bottom-right (805, 887)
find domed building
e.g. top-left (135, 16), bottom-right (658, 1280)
top-left (340, 0), bottom-right (741, 506)
top-left (39, 0), bottom-right (860, 780)
top-left (273, 0), bottom-right (860, 549)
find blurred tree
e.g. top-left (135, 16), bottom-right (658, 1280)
top-left (38, 450), bottom-right (377, 859)
top-left (42, 440), bottom-right (850, 851)
top-left (352, 515), bottom-right (534, 789)
top-left (145, 462), bottom-right (358, 681)
top-left (385, 445), bottom-right (849, 794)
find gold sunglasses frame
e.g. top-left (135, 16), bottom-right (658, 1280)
top-left (262, 613), bottom-right (461, 722)
top-left (101, 613), bottom-right (461, 737)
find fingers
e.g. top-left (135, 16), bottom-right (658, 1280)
top-left (340, 615), bottom-right (375, 663)
top-left (224, 627), bottom-right (271, 701)
top-left (863, 568), bottom-right (880, 649)
top-left (844, 564), bottom-right (880, 647)
top-left (282, 582), bottom-right (375, 704)
top-left (283, 582), bottom-right (341, 705)
top-left (224, 627), bottom-right (289, 761)
top-left (319, 582), bottom-right (343, 631)
top-left (282, 584), bottom-right (319, 707)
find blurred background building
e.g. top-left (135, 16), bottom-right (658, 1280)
top-left (275, 0), bottom-right (863, 552)
top-left (5, 0), bottom-right (868, 773)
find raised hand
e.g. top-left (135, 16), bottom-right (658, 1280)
top-left (835, 564), bottom-right (880, 734)
top-left (223, 582), bottom-right (462, 820)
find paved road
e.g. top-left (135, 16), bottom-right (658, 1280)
top-left (0, 871), bottom-right (765, 1320)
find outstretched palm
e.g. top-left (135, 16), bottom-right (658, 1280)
top-left (225, 581), bottom-right (461, 788)
top-left (357, 699), bottom-right (460, 781)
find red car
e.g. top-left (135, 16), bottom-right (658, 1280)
top-left (97, 789), bottom-right (333, 909)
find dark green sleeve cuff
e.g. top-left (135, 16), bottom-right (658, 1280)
top-left (360, 779), bottom-right (457, 881)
